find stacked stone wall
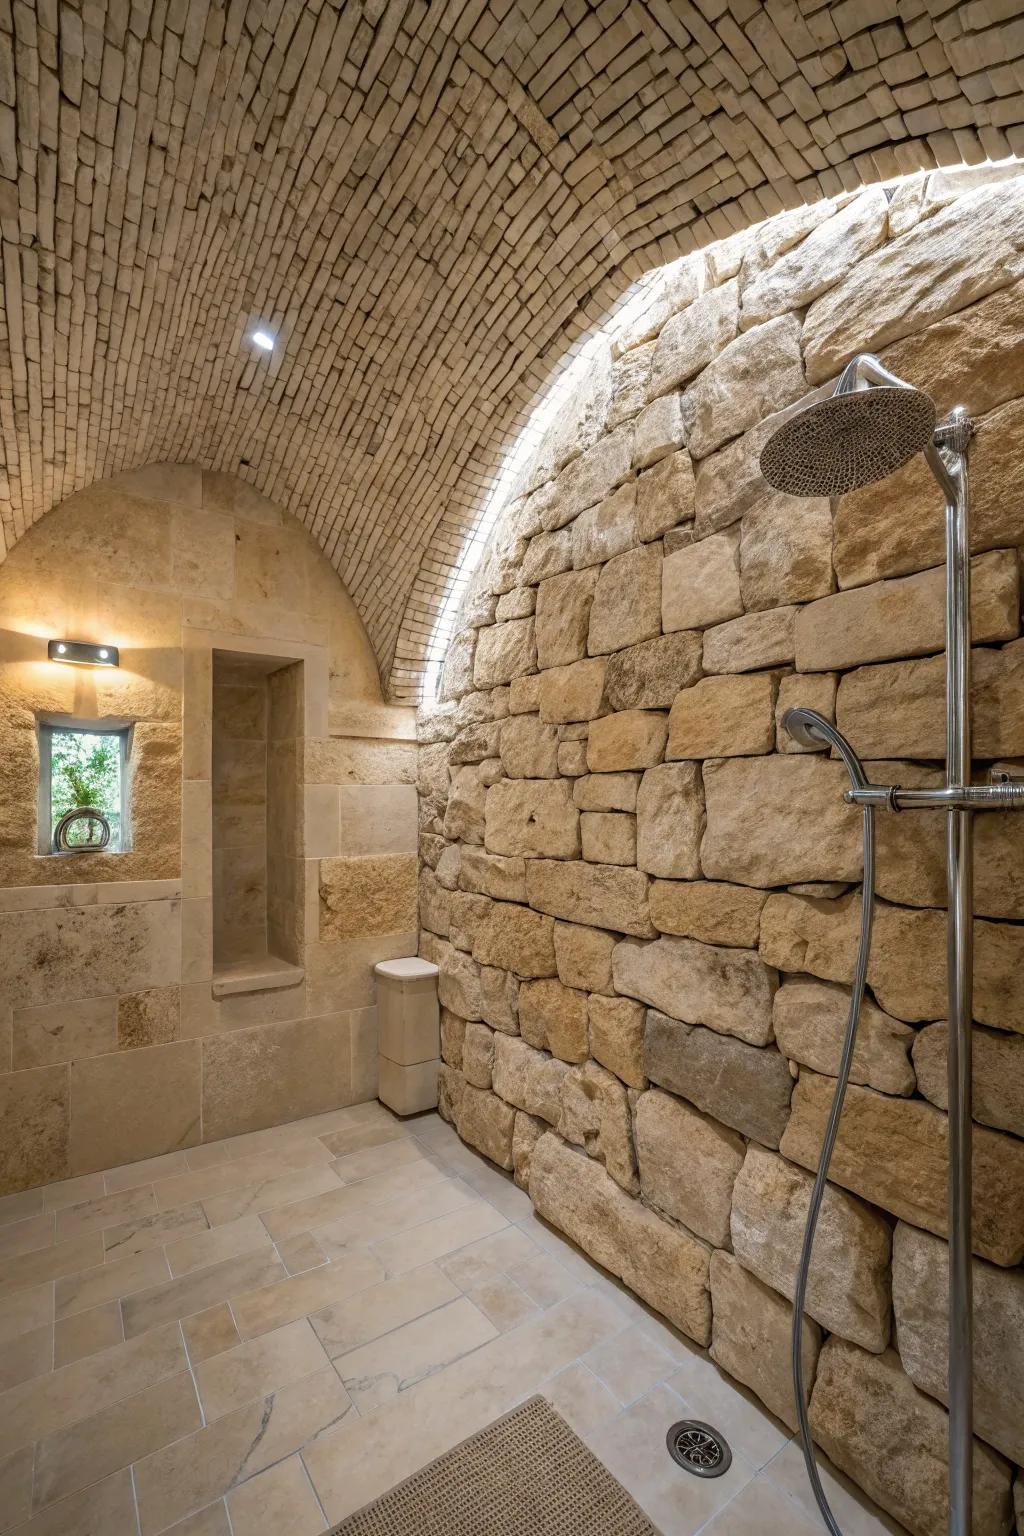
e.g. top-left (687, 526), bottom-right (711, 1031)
top-left (420, 168), bottom-right (1024, 1536)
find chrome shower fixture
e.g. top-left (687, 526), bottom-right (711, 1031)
top-left (761, 351), bottom-right (1024, 1536)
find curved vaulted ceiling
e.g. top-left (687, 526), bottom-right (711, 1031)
top-left (1, 1), bottom-right (1022, 699)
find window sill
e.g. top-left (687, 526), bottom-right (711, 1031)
top-left (211, 954), bottom-right (305, 999)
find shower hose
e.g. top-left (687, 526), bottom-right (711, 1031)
top-left (790, 784), bottom-right (876, 1536)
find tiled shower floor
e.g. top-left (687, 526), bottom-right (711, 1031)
top-left (0, 1101), bottom-right (902, 1536)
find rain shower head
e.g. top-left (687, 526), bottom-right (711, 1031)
top-left (759, 385), bottom-right (936, 498)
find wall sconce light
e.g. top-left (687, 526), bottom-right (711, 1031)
top-left (48, 639), bottom-right (120, 667)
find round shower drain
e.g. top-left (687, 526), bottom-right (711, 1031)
top-left (666, 1420), bottom-right (732, 1479)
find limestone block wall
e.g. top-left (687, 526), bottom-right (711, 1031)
top-left (422, 170), bottom-right (1024, 1536)
top-left (0, 465), bottom-right (419, 1193)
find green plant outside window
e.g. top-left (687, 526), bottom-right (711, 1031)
top-left (47, 727), bottom-right (125, 850)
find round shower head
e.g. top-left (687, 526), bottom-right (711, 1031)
top-left (759, 385), bottom-right (936, 497)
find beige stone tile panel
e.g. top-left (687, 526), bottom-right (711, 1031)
top-left (312, 1178), bottom-right (478, 1260)
top-left (104, 1148), bottom-right (191, 1194)
top-left (69, 1040), bottom-right (201, 1176)
top-left (226, 1455), bottom-right (327, 1536)
top-left (0, 1063), bottom-right (70, 1196)
top-left (309, 1263), bottom-right (459, 1359)
top-left (0, 1282), bottom-right (54, 1345)
top-left (195, 1317), bottom-right (331, 1421)
top-left (55, 1248), bottom-right (171, 1321)
top-left (0, 1444), bottom-right (33, 1532)
top-left (53, 1300), bottom-right (124, 1367)
top-left (11, 996), bottom-right (118, 1070)
top-left (152, 1137), bottom-right (335, 1211)
top-left (200, 1164), bottom-right (342, 1229)
top-left (0, 1232), bottom-right (104, 1301)
top-left (334, 1294), bottom-right (497, 1411)
top-left (319, 853), bottom-right (418, 940)
top-left (200, 1015), bottom-right (354, 1142)
top-left (4, 1467), bottom-right (139, 1536)
top-left (103, 1200), bottom-right (211, 1262)
top-left (121, 1249), bottom-right (286, 1340)
top-left (55, 1184), bottom-right (158, 1243)
top-left (0, 1324), bottom-right (52, 1392)
top-left (371, 1200), bottom-right (509, 1277)
top-left (0, 1211), bottom-right (54, 1261)
top-left (231, 1248), bottom-right (385, 1340)
top-left (182, 1304), bottom-right (241, 1366)
top-left (260, 1157), bottom-right (450, 1243)
top-left (165, 1213), bottom-right (275, 1277)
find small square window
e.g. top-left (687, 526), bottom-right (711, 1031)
top-left (39, 724), bottom-right (129, 854)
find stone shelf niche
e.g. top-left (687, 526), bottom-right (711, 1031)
top-left (212, 650), bottom-right (305, 996)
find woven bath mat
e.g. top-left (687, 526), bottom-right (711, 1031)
top-left (328, 1394), bottom-right (661, 1535)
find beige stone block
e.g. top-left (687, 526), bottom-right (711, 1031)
top-left (181, 899), bottom-right (213, 986)
top-left (781, 1072), bottom-right (1024, 1266)
top-left (661, 531), bottom-right (741, 635)
top-left (579, 811), bottom-right (635, 866)
top-left (731, 1144), bottom-right (892, 1353)
top-left (649, 879), bottom-right (766, 947)
top-left (635, 1088), bottom-right (743, 1246)
top-left (586, 995), bottom-right (646, 1089)
top-left (534, 567), bottom-right (599, 670)
top-left (117, 986), bottom-right (180, 1050)
top-left (492, 1034), bottom-right (569, 1126)
top-left (739, 490), bottom-right (834, 612)
top-left (336, 784), bottom-right (417, 856)
top-left (471, 900), bottom-right (557, 977)
top-left (635, 761), bottom-right (704, 879)
top-left (12, 996), bottom-right (117, 1070)
top-left (462, 1022), bottom-right (494, 1090)
top-left (483, 779), bottom-right (579, 860)
top-left (494, 588), bottom-right (535, 622)
top-left (377, 973), bottom-right (439, 1066)
top-left (648, 279), bottom-right (738, 398)
top-left (442, 764), bottom-right (485, 845)
top-left (378, 1056), bottom-right (439, 1116)
top-left (604, 631), bottom-right (703, 711)
top-left (571, 483), bottom-right (637, 569)
top-left (440, 1009), bottom-right (466, 1070)
top-left (170, 507), bottom-right (236, 601)
top-left (809, 1338), bottom-right (1013, 1536)
top-left (518, 978), bottom-right (589, 1064)
top-left (0, 901), bottom-right (180, 1010)
top-left (683, 314), bottom-right (806, 460)
top-left (511, 1111), bottom-right (545, 1191)
top-left (572, 772), bottom-right (639, 812)
top-left (69, 1042), bottom-right (200, 1175)
top-left (457, 1083), bottom-right (514, 1167)
top-left (525, 859), bottom-right (655, 938)
top-left (458, 847), bottom-right (527, 903)
top-left (498, 714), bottom-right (559, 779)
top-left (541, 428), bottom-right (633, 531)
top-left (893, 1221), bottom-right (1024, 1465)
top-left (558, 1060), bottom-right (637, 1193)
top-left (702, 605), bottom-right (798, 674)
top-left (202, 1014), bottom-right (353, 1140)
top-left (587, 545), bottom-right (662, 656)
top-left (587, 709), bottom-right (667, 771)
top-left (319, 853), bottom-right (417, 939)
top-left (667, 673), bottom-right (777, 759)
top-left (304, 737), bottom-right (416, 786)
top-left (473, 619), bottom-right (536, 689)
top-left (702, 754), bottom-right (861, 887)
top-left (912, 1021), bottom-right (1024, 1138)
top-left (614, 935), bottom-right (776, 1046)
top-left (773, 976), bottom-right (916, 1096)
top-left (609, 339), bottom-right (655, 425)
top-left (553, 922), bottom-right (615, 994)
top-left (710, 1249), bottom-right (821, 1433)
top-left (522, 528), bottom-right (572, 584)
top-left (529, 1132), bottom-right (711, 1345)
top-left (538, 658), bottom-right (607, 724)
top-left (0, 1064), bottom-right (70, 1195)
top-left (633, 393), bottom-right (684, 468)
top-left (796, 550), bottom-right (1019, 673)
top-left (742, 188), bottom-right (889, 328)
top-left (775, 671), bottom-right (838, 753)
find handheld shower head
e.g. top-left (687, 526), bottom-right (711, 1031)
top-left (782, 707), bottom-right (869, 793)
top-left (759, 384), bottom-right (936, 498)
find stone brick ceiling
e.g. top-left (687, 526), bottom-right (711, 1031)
top-left (1, 1), bottom-right (1022, 700)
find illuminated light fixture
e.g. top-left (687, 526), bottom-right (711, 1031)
top-left (48, 639), bottom-right (119, 667)
top-left (251, 330), bottom-right (275, 352)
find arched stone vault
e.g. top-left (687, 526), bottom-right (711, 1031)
top-left (1, 0), bottom-right (1022, 700)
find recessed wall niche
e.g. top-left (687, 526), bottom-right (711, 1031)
top-left (211, 650), bottom-right (303, 984)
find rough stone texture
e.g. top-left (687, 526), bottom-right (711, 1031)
top-left (702, 606), bottom-right (797, 674)
top-left (538, 659), bottom-right (608, 725)
top-left (462, 1022), bottom-right (495, 1090)
top-left (587, 710), bottom-right (668, 773)
top-left (587, 995), bottom-right (647, 1090)
top-left (776, 672), bottom-right (838, 754)
top-left (526, 860), bottom-right (655, 938)
top-left (614, 937), bottom-right (776, 1047)
top-left (471, 901), bottom-right (557, 978)
top-left (781, 1072), bottom-right (1024, 1267)
top-left (710, 1249), bottom-right (821, 1434)
top-left (522, 529), bottom-right (573, 585)
top-left (809, 1339), bottom-right (1013, 1536)
top-left (479, 965), bottom-right (520, 1034)
top-left (649, 880), bottom-right (766, 947)
top-left (587, 545), bottom-right (663, 656)
top-left (683, 315), bottom-right (806, 460)
top-left (484, 779), bottom-right (579, 860)
top-left (572, 773), bottom-right (640, 813)
top-left (559, 1061), bottom-right (638, 1194)
top-left (739, 492), bottom-right (834, 612)
top-left (580, 813), bottom-right (636, 867)
top-left (635, 1089), bottom-right (744, 1247)
top-left (499, 715), bottom-right (560, 779)
top-left (633, 394), bottom-right (685, 469)
top-left (773, 977), bottom-right (917, 1098)
top-left (511, 1111), bottom-right (546, 1191)
top-left (741, 188), bottom-right (889, 328)
top-left (667, 674), bottom-right (777, 759)
top-left (912, 1022), bottom-right (1024, 1139)
top-left (474, 619), bottom-right (537, 689)
top-left (443, 765), bottom-right (487, 845)
top-left (459, 848), bottom-right (528, 904)
top-left (636, 451), bottom-right (695, 543)
top-left (319, 855), bottom-right (417, 940)
top-left (492, 1034), bottom-right (570, 1126)
top-left (542, 430), bottom-right (633, 532)
top-left (796, 551), bottom-right (1019, 673)
top-left (893, 1222), bottom-right (1024, 1466)
top-left (529, 1132), bottom-right (712, 1346)
top-left (518, 978), bottom-right (589, 1064)
top-left (440, 1009), bottom-right (467, 1071)
top-left (635, 763), bottom-right (704, 879)
top-left (605, 632), bottom-right (703, 711)
top-left (730, 1145), bottom-right (892, 1353)
top-left (648, 280), bottom-right (738, 398)
top-left (644, 1011), bottom-right (794, 1148)
top-left (702, 755), bottom-right (862, 887)
top-left (535, 568), bottom-right (600, 670)
top-left (571, 484), bottom-right (638, 569)
top-left (661, 532), bottom-right (742, 634)
top-left (458, 1084), bottom-right (515, 1171)
top-left (553, 923), bottom-right (616, 995)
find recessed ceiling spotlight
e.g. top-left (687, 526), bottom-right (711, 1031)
top-left (251, 330), bottom-right (275, 352)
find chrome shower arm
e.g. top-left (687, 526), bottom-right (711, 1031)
top-left (834, 351), bottom-right (916, 396)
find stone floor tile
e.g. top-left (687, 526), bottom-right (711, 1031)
top-left (40, 1173), bottom-right (106, 1212)
top-left (103, 1201), bottom-right (210, 1262)
top-left (134, 1367), bottom-right (352, 1534)
top-left (315, 1119), bottom-right (411, 1159)
top-left (231, 1248), bottom-right (386, 1340)
top-left (584, 1321), bottom-right (678, 1405)
top-left (32, 1369), bottom-right (201, 1508)
top-left (185, 1142), bottom-right (233, 1172)
top-left (200, 1165), bottom-right (341, 1228)
top-left (221, 1107), bottom-right (378, 1162)
top-left (103, 1149), bottom-right (191, 1194)
top-left (182, 1302), bottom-right (240, 1365)
top-left (325, 1138), bottom-right (425, 1185)
top-left (162, 1502), bottom-right (233, 1535)
top-left (541, 1361), bottom-right (622, 1438)
top-left (260, 1159), bottom-right (450, 1244)
top-left (55, 1247), bottom-right (171, 1320)
top-left (309, 1264), bottom-right (459, 1358)
top-left (584, 1382), bottom-right (757, 1536)
top-left (0, 1212), bottom-right (54, 1262)
top-left (333, 1294), bottom-right (498, 1411)
top-left (761, 1438), bottom-right (907, 1536)
top-left (4, 1466), bottom-right (138, 1534)
top-left (312, 1177), bottom-right (477, 1259)
top-left (0, 1322), bottom-right (52, 1391)
top-left (165, 1213), bottom-right (275, 1276)
top-left (371, 1200), bottom-right (509, 1277)
top-left (55, 1185), bottom-right (157, 1242)
top-left (507, 1249), bottom-right (583, 1308)
top-left (195, 1317), bottom-right (331, 1421)
top-left (0, 1445), bottom-right (33, 1532)
top-left (0, 1281), bottom-right (53, 1345)
top-left (698, 1471), bottom-right (830, 1536)
top-left (227, 1455), bottom-right (327, 1536)
top-left (277, 1231), bottom-right (327, 1275)
top-left (666, 1353), bottom-right (791, 1471)
top-left (152, 1139), bottom-right (335, 1212)
top-left (0, 1188), bottom-right (43, 1230)
top-left (53, 1299), bottom-right (123, 1367)
top-left (464, 1269), bottom-right (541, 1332)
top-left (0, 1233), bottom-right (104, 1299)
top-left (0, 1318), bottom-right (185, 1456)
top-left (121, 1248), bottom-right (285, 1339)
